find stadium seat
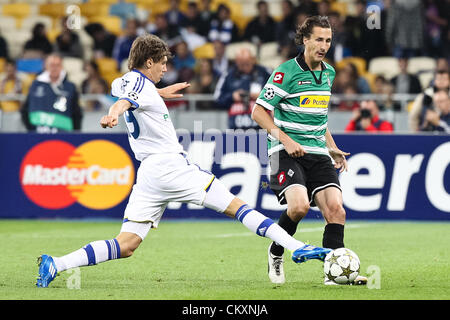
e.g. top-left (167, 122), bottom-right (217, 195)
top-left (368, 56), bottom-right (400, 80)
top-left (336, 56), bottom-right (367, 76)
top-left (89, 16), bottom-right (122, 36)
top-left (1, 3), bottom-right (32, 28)
top-left (62, 57), bottom-right (84, 76)
top-left (2, 29), bottom-right (30, 59)
top-left (0, 15), bottom-right (16, 32)
top-left (120, 59), bottom-right (129, 73)
top-left (193, 42), bottom-right (215, 59)
top-left (260, 56), bottom-right (284, 71)
top-left (407, 57), bottom-right (436, 74)
top-left (361, 72), bottom-right (377, 93)
top-left (78, 3), bottom-right (109, 19)
top-left (330, 2), bottom-right (348, 17)
top-left (418, 71), bottom-right (434, 89)
top-left (259, 42), bottom-right (279, 60)
top-left (225, 41), bottom-right (257, 60)
top-left (38, 3), bottom-right (66, 21)
top-left (0, 57), bottom-right (5, 73)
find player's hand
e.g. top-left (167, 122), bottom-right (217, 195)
top-left (100, 115), bottom-right (118, 128)
top-left (158, 82), bottom-right (190, 99)
top-left (329, 148), bottom-right (350, 173)
top-left (284, 139), bottom-right (307, 157)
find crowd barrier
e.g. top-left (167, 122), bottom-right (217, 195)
top-left (0, 132), bottom-right (448, 221)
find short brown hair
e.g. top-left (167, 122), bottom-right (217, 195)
top-left (295, 15), bottom-right (331, 46)
top-left (127, 34), bottom-right (172, 71)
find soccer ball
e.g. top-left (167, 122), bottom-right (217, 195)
top-left (323, 248), bottom-right (360, 284)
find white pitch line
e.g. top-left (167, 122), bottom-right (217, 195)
top-left (213, 224), bottom-right (366, 238)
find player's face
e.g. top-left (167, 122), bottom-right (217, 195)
top-left (149, 56), bottom-right (168, 83)
top-left (303, 27), bottom-right (332, 64)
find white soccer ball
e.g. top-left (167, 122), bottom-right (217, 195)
top-left (323, 248), bottom-right (360, 284)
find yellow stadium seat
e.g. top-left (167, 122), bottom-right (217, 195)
top-left (330, 2), bottom-right (348, 17)
top-left (0, 57), bottom-right (5, 73)
top-left (193, 42), bottom-right (215, 59)
top-left (38, 3), bottom-right (66, 20)
top-left (78, 3), bottom-right (109, 19)
top-left (336, 56), bottom-right (367, 76)
top-left (96, 57), bottom-right (119, 77)
top-left (2, 3), bottom-right (32, 28)
top-left (90, 16), bottom-right (122, 36)
top-left (361, 72), bottom-right (377, 93)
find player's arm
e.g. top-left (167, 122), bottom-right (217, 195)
top-left (100, 99), bottom-right (131, 128)
top-left (252, 103), bottom-right (307, 157)
top-left (157, 82), bottom-right (190, 99)
top-left (325, 127), bottom-right (350, 172)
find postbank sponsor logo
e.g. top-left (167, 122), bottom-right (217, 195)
top-left (299, 95), bottom-right (330, 108)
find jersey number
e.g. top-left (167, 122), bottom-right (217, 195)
top-left (124, 110), bottom-right (140, 139)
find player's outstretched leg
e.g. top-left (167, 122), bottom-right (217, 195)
top-left (36, 231), bottom-right (144, 288)
top-left (203, 178), bottom-right (331, 265)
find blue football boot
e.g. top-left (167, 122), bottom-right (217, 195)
top-left (36, 254), bottom-right (58, 288)
top-left (291, 245), bottom-right (331, 263)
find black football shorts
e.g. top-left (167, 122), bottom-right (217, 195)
top-left (269, 150), bottom-right (341, 207)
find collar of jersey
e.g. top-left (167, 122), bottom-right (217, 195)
top-left (131, 69), bottom-right (154, 84)
top-left (296, 52), bottom-right (326, 72)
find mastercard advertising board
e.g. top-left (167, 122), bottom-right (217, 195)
top-left (0, 134), bottom-right (138, 218)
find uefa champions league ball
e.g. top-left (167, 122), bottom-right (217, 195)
top-left (323, 248), bottom-right (360, 284)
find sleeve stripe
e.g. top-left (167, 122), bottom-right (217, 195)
top-left (119, 97), bottom-right (139, 108)
top-left (255, 98), bottom-right (274, 111)
top-left (265, 83), bottom-right (289, 98)
top-left (132, 77), bottom-right (140, 92)
top-left (137, 77), bottom-right (145, 93)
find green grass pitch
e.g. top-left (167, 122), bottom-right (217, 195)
top-left (1, 219), bottom-right (449, 300)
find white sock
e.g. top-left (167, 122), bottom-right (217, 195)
top-left (53, 239), bottom-right (121, 273)
top-left (236, 204), bottom-right (305, 251)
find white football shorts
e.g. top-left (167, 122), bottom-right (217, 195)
top-left (122, 152), bottom-right (235, 234)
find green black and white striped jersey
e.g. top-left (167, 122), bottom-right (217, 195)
top-left (256, 54), bottom-right (336, 157)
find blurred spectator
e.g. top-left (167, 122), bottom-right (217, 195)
top-left (336, 85), bottom-right (360, 111)
top-left (208, 3), bottom-right (240, 44)
top-left (327, 11), bottom-right (352, 63)
top-left (296, 0), bottom-right (318, 16)
top-left (183, 1), bottom-right (204, 35)
top-left (21, 54), bottom-right (82, 133)
top-left (172, 41), bottom-right (196, 74)
top-left (189, 58), bottom-right (217, 110)
top-left (345, 0), bottom-right (388, 63)
top-left (0, 59), bottom-right (25, 112)
top-left (345, 99), bottom-right (394, 132)
top-left (386, 0), bottom-right (424, 58)
top-left (419, 90), bottom-right (450, 133)
top-left (379, 81), bottom-right (401, 112)
top-left (317, 0), bottom-right (331, 16)
top-left (409, 70), bottom-right (450, 131)
top-left (333, 62), bottom-right (371, 94)
top-left (211, 40), bottom-right (229, 78)
top-left (158, 60), bottom-right (178, 88)
top-left (373, 75), bottom-right (387, 95)
top-left (390, 57), bottom-right (422, 95)
top-left (81, 61), bottom-right (109, 111)
top-left (0, 31), bottom-right (8, 59)
top-left (214, 48), bottom-right (270, 129)
top-left (23, 23), bottom-right (53, 59)
top-left (148, 14), bottom-right (182, 49)
top-left (243, 1), bottom-right (277, 45)
top-left (424, 0), bottom-right (448, 58)
top-left (54, 16), bottom-right (83, 59)
top-left (112, 18), bottom-right (139, 68)
top-left (85, 23), bottom-right (117, 59)
top-left (276, 0), bottom-right (296, 52)
top-left (165, 0), bottom-right (187, 28)
top-left (198, 0), bottom-right (216, 38)
top-left (436, 57), bottom-right (449, 73)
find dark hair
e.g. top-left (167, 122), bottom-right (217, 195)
top-left (128, 34), bottom-right (172, 71)
top-left (295, 15), bottom-right (331, 46)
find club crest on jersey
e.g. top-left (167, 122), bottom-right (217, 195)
top-left (277, 171), bottom-right (286, 185)
top-left (128, 91), bottom-right (138, 100)
top-left (273, 72), bottom-right (284, 84)
top-left (264, 87), bottom-right (275, 100)
top-left (120, 79), bottom-right (130, 93)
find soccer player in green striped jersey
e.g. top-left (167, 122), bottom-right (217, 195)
top-left (252, 16), bottom-right (367, 286)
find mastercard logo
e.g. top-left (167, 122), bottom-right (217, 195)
top-left (19, 140), bottom-right (135, 210)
